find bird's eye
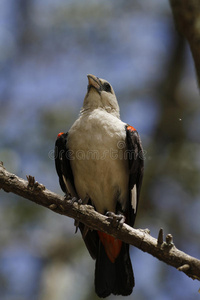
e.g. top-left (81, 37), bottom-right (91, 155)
top-left (103, 82), bottom-right (112, 93)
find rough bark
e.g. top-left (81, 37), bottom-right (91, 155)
top-left (0, 162), bottom-right (200, 281)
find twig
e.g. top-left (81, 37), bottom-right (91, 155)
top-left (0, 161), bottom-right (200, 281)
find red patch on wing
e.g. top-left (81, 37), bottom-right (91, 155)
top-left (127, 125), bottom-right (136, 132)
top-left (98, 231), bottom-right (122, 263)
top-left (57, 132), bottom-right (65, 138)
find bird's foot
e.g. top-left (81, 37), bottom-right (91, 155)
top-left (106, 211), bottom-right (125, 229)
top-left (63, 195), bottom-right (82, 233)
top-left (64, 193), bottom-right (71, 201)
top-left (65, 196), bottom-right (82, 205)
top-left (65, 195), bottom-right (90, 233)
top-left (65, 194), bottom-right (89, 206)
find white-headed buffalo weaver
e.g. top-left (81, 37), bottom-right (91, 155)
top-left (55, 74), bottom-right (144, 298)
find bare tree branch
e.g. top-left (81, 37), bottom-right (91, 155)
top-left (170, 0), bottom-right (200, 86)
top-left (0, 161), bottom-right (200, 281)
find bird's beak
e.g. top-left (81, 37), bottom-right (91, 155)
top-left (87, 74), bottom-right (101, 91)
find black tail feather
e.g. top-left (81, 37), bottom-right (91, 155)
top-left (95, 242), bottom-right (134, 298)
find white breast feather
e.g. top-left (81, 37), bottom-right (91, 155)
top-left (67, 109), bottom-right (129, 213)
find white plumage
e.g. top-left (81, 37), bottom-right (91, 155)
top-left (67, 107), bottom-right (130, 213)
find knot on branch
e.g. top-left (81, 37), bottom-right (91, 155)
top-left (49, 204), bottom-right (57, 210)
top-left (157, 229), bottom-right (174, 249)
top-left (26, 175), bottom-right (45, 191)
top-left (165, 233), bottom-right (174, 247)
top-left (178, 264), bottom-right (190, 272)
top-left (157, 228), bottom-right (164, 246)
top-left (0, 161), bottom-right (5, 169)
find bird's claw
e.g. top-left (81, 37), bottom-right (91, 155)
top-left (106, 211), bottom-right (125, 228)
top-left (65, 195), bottom-right (90, 233)
top-left (65, 194), bottom-right (89, 206)
top-left (66, 196), bottom-right (82, 205)
top-left (64, 193), bottom-right (71, 201)
top-left (74, 219), bottom-right (79, 233)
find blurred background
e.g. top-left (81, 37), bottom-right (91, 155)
top-left (0, 0), bottom-right (200, 299)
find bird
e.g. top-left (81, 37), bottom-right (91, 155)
top-left (55, 74), bottom-right (144, 298)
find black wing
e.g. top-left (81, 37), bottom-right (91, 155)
top-left (55, 132), bottom-right (98, 259)
top-left (125, 125), bottom-right (144, 227)
top-left (55, 132), bottom-right (76, 195)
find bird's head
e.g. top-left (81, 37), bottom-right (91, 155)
top-left (82, 74), bottom-right (120, 118)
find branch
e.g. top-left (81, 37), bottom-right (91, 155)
top-left (0, 161), bottom-right (200, 281)
top-left (170, 0), bottom-right (200, 87)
